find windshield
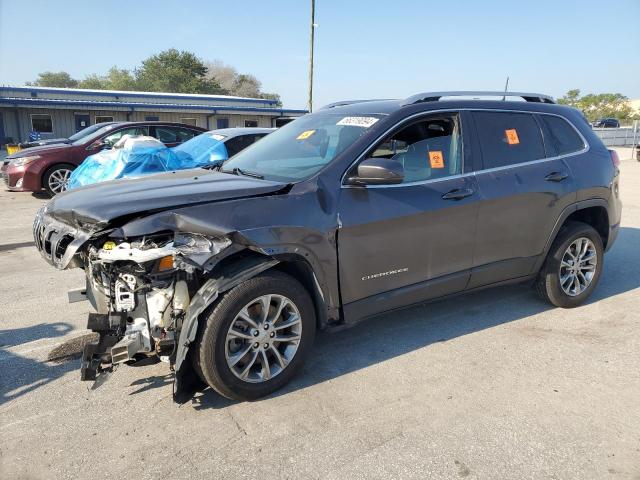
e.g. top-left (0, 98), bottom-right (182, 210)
top-left (71, 123), bottom-right (120, 146)
top-left (68, 123), bottom-right (114, 142)
top-left (173, 131), bottom-right (228, 164)
top-left (221, 113), bottom-right (383, 182)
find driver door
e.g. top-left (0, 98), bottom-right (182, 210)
top-left (336, 112), bottom-right (479, 320)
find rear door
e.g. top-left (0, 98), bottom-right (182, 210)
top-left (468, 110), bottom-right (578, 288)
top-left (337, 111), bottom-right (480, 316)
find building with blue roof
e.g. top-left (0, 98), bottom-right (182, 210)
top-left (0, 86), bottom-right (307, 145)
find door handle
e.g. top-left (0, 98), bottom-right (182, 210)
top-left (442, 188), bottom-right (475, 201)
top-left (545, 171), bottom-right (569, 182)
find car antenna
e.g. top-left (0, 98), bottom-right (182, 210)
top-left (502, 76), bottom-right (510, 101)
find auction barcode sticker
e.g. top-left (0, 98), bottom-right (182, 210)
top-left (336, 117), bottom-right (379, 128)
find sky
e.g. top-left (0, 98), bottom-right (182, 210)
top-left (0, 0), bottom-right (638, 110)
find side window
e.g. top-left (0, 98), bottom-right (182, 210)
top-left (368, 113), bottom-right (462, 183)
top-left (473, 111), bottom-right (545, 169)
top-left (103, 127), bottom-right (148, 146)
top-left (176, 128), bottom-right (198, 142)
top-left (244, 134), bottom-right (266, 146)
top-left (224, 136), bottom-right (247, 157)
top-left (537, 115), bottom-right (585, 157)
top-left (155, 127), bottom-right (179, 144)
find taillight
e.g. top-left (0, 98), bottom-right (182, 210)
top-left (609, 149), bottom-right (620, 168)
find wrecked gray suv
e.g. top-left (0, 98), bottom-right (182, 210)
top-left (33, 91), bottom-right (621, 401)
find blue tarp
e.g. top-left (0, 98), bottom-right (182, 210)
top-left (67, 134), bottom-right (228, 189)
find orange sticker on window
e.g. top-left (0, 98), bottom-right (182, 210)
top-left (296, 130), bottom-right (315, 140)
top-left (505, 129), bottom-right (520, 145)
top-left (429, 151), bottom-right (445, 168)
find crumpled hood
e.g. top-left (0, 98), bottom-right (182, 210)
top-left (47, 169), bottom-right (288, 227)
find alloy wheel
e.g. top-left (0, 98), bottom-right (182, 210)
top-left (559, 237), bottom-right (597, 296)
top-left (224, 294), bottom-right (302, 383)
top-left (48, 168), bottom-right (72, 194)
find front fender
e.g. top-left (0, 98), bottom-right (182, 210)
top-left (173, 256), bottom-right (278, 400)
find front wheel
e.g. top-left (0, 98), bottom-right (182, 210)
top-left (194, 271), bottom-right (316, 400)
top-left (536, 221), bottom-right (604, 308)
top-left (43, 163), bottom-right (75, 196)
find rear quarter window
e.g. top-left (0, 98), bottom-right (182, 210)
top-left (473, 111), bottom-right (545, 169)
top-left (537, 114), bottom-right (585, 157)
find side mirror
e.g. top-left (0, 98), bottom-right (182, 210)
top-left (89, 140), bottom-right (110, 151)
top-left (348, 158), bottom-right (404, 186)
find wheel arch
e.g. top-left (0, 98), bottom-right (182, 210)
top-left (207, 248), bottom-right (332, 330)
top-left (534, 199), bottom-right (610, 274)
top-left (174, 249), bottom-right (333, 400)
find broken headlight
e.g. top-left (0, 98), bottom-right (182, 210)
top-left (173, 232), bottom-right (231, 256)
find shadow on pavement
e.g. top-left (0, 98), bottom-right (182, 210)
top-left (189, 226), bottom-right (640, 410)
top-left (0, 322), bottom-right (73, 348)
top-left (0, 241), bottom-right (36, 253)
top-left (0, 322), bottom-right (76, 405)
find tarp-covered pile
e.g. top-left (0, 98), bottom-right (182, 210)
top-left (68, 135), bottom-right (198, 190)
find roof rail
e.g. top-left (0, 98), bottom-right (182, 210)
top-left (319, 99), bottom-right (391, 110)
top-left (403, 91), bottom-right (556, 105)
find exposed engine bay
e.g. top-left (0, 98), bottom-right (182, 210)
top-left (78, 232), bottom-right (233, 385)
top-left (32, 202), bottom-right (273, 399)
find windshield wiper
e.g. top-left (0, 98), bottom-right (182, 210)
top-left (222, 167), bottom-right (264, 179)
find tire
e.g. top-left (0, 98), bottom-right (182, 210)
top-left (194, 271), bottom-right (315, 401)
top-left (43, 163), bottom-right (75, 196)
top-left (536, 221), bottom-right (604, 308)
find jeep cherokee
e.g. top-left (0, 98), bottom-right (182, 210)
top-left (32, 91), bottom-right (622, 401)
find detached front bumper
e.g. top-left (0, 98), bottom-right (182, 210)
top-left (33, 207), bottom-right (91, 269)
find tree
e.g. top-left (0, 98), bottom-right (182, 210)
top-left (259, 92), bottom-right (282, 107)
top-left (77, 74), bottom-right (109, 90)
top-left (105, 67), bottom-right (138, 91)
top-left (25, 51), bottom-right (280, 100)
top-left (231, 74), bottom-right (262, 98)
top-left (204, 60), bottom-right (237, 93)
top-left (205, 60), bottom-right (279, 102)
top-left (26, 71), bottom-right (78, 88)
top-left (135, 49), bottom-right (223, 94)
top-left (558, 89), bottom-right (634, 121)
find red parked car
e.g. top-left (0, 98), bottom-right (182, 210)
top-left (2, 121), bottom-right (206, 196)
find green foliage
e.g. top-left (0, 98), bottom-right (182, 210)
top-left (77, 74), bottom-right (109, 90)
top-left (558, 89), bottom-right (635, 121)
top-left (25, 50), bottom-right (279, 100)
top-left (26, 71), bottom-right (78, 88)
top-left (105, 67), bottom-right (138, 91)
top-left (259, 92), bottom-right (283, 107)
top-left (135, 49), bottom-right (223, 94)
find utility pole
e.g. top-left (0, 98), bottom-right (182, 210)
top-left (307, 0), bottom-right (316, 112)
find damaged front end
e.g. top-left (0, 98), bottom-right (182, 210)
top-left (33, 205), bottom-right (244, 398)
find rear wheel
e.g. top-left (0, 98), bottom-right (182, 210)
top-left (194, 271), bottom-right (315, 400)
top-left (43, 164), bottom-right (74, 196)
top-left (536, 221), bottom-right (604, 308)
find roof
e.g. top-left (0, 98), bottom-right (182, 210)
top-left (206, 127), bottom-right (275, 137)
top-left (316, 91), bottom-right (576, 117)
top-left (0, 85), bottom-right (278, 104)
top-left (111, 121), bottom-right (207, 130)
top-left (0, 85), bottom-right (308, 116)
